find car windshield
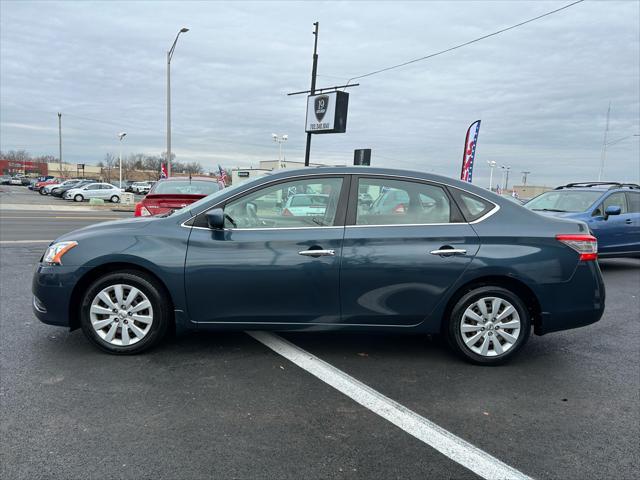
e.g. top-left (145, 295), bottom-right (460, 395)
top-left (290, 195), bottom-right (328, 207)
top-left (525, 190), bottom-right (602, 212)
top-left (152, 180), bottom-right (220, 196)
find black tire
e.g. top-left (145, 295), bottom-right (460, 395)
top-left (447, 286), bottom-right (531, 365)
top-left (110, 195), bottom-right (120, 203)
top-left (74, 194), bottom-right (84, 202)
top-left (80, 271), bottom-right (171, 354)
top-left (39, 189), bottom-right (47, 195)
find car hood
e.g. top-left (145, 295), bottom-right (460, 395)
top-left (56, 216), bottom-right (155, 242)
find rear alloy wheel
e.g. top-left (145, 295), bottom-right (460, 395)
top-left (448, 286), bottom-right (531, 365)
top-left (80, 271), bottom-right (170, 354)
top-left (74, 194), bottom-right (84, 202)
top-left (110, 195), bottom-right (120, 203)
top-left (39, 189), bottom-right (47, 195)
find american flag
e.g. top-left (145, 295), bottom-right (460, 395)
top-left (217, 165), bottom-right (228, 186)
top-left (160, 163), bottom-right (168, 179)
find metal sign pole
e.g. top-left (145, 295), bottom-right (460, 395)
top-left (304, 22), bottom-right (319, 167)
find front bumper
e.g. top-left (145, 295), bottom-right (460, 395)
top-left (535, 261), bottom-right (605, 335)
top-left (32, 264), bottom-right (86, 327)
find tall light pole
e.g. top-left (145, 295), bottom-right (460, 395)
top-left (521, 171), bottom-right (531, 185)
top-left (487, 160), bottom-right (496, 190)
top-left (166, 27), bottom-right (189, 177)
top-left (118, 132), bottom-right (127, 188)
top-left (598, 102), bottom-right (611, 182)
top-left (272, 133), bottom-right (288, 168)
top-left (599, 132), bottom-right (639, 180)
top-left (501, 165), bottom-right (511, 190)
top-left (58, 113), bottom-right (63, 178)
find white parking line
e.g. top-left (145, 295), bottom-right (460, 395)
top-left (248, 331), bottom-right (532, 480)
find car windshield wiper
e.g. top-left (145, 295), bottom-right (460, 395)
top-left (532, 208), bottom-right (568, 212)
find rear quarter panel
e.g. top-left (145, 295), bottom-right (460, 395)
top-left (425, 201), bottom-right (592, 331)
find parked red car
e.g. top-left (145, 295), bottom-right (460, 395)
top-left (34, 178), bottom-right (62, 193)
top-left (134, 177), bottom-right (223, 216)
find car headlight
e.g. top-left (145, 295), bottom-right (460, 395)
top-left (42, 241), bottom-right (78, 265)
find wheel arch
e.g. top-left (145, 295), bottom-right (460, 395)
top-left (439, 275), bottom-right (542, 335)
top-left (68, 262), bottom-right (176, 331)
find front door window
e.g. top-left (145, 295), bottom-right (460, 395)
top-left (224, 177), bottom-right (344, 229)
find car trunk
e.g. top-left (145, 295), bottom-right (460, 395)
top-left (141, 194), bottom-right (205, 213)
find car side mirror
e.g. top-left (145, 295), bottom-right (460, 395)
top-left (206, 208), bottom-right (225, 229)
top-left (604, 205), bottom-right (621, 219)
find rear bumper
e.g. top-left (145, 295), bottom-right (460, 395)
top-left (32, 264), bottom-right (85, 327)
top-left (535, 261), bottom-right (605, 335)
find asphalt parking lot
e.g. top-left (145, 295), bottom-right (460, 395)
top-left (1, 185), bottom-right (639, 479)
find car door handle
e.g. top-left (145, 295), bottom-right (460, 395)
top-left (299, 249), bottom-right (335, 257)
top-left (625, 219), bottom-right (632, 224)
top-left (430, 248), bottom-right (467, 256)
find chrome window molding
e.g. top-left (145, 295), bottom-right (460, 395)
top-left (189, 225), bottom-right (344, 232)
top-left (181, 170), bottom-right (500, 230)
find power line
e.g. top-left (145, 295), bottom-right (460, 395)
top-left (344, 0), bottom-right (585, 86)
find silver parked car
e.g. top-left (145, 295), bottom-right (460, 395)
top-left (64, 183), bottom-right (122, 203)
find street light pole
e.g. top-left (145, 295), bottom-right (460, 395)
top-left (58, 113), bottom-right (63, 178)
top-left (166, 27), bottom-right (189, 177)
top-left (487, 160), bottom-right (496, 190)
top-left (118, 132), bottom-right (127, 188)
top-left (501, 165), bottom-right (511, 190)
top-left (521, 171), bottom-right (531, 185)
top-left (272, 134), bottom-right (288, 168)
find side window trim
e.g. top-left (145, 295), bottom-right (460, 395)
top-left (344, 175), bottom-right (464, 226)
top-left (192, 174), bottom-right (350, 230)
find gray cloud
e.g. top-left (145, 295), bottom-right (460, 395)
top-left (1, 0), bottom-right (638, 187)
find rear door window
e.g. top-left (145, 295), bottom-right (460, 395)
top-left (355, 178), bottom-right (454, 225)
top-left (624, 192), bottom-right (639, 213)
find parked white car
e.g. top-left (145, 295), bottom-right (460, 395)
top-left (131, 182), bottom-right (152, 194)
top-left (281, 193), bottom-right (329, 217)
top-left (9, 176), bottom-right (23, 185)
top-left (64, 183), bottom-right (122, 203)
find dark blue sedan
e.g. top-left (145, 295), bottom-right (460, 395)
top-left (32, 167), bottom-right (605, 364)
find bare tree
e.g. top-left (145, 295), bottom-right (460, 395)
top-left (102, 153), bottom-right (117, 182)
top-left (184, 162), bottom-right (204, 175)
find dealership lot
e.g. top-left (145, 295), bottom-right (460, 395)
top-left (1, 194), bottom-right (639, 479)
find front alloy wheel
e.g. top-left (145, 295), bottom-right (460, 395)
top-left (448, 286), bottom-right (531, 365)
top-left (89, 284), bottom-right (154, 346)
top-left (80, 271), bottom-right (170, 354)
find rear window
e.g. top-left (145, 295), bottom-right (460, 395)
top-left (152, 180), bottom-right (220, 196)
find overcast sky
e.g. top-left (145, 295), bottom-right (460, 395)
top-left (1, 0), bottom-right (638, 187)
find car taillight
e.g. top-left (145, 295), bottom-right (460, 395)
top-left (556, 234), bottom-right (598, 261)
top-left (282, 208), bottom-right (293, 216)
top-left (134, 203), bottom-right (152, 217)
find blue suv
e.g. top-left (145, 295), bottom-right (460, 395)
top-left (526, 182), bottom-right (640, 258)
